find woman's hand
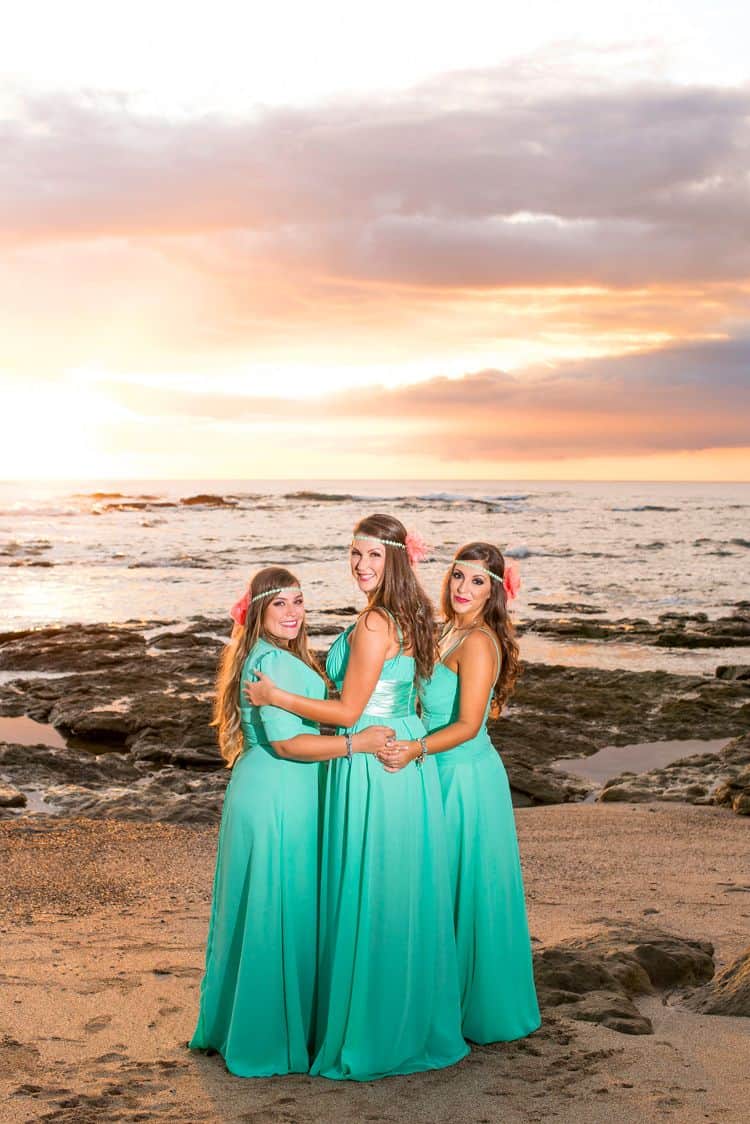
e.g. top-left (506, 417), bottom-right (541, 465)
top-left (244, 669), bottom-right (278, 707)
top-left (377, 740), bottom-right (421, 772)
top-left (352, 726), bottom-right (395, 754)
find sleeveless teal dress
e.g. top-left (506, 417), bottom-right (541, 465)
top-left (420, 631), bottom-right (541, 1044)
top-left (190, 638), bottom-right (325, 1076)
top-left (309, 617), bottom-right (468, 1081)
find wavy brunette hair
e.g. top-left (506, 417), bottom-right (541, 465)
top-left (213, 566), bottom-right (321, 767)
top-left (440, 541), bottom-right (520, 716)
top-left (352, 513), bottom-right (436, 683)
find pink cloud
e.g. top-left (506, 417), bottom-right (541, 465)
top-left (95, 335), bottom-right (750, 459)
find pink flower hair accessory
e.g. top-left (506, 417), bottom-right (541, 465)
top-left (503, 561), bottom-right (521, 601)
top-left (405, 530), bottom-right (429, 565)
top-left (230, 591), bottom-right (250, 626)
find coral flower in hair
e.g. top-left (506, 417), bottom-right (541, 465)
top-left (405, 530), bottom-right (429, 565)
top-left (503, 561), bottom-right (521, 601)
top-left (230, 591), bottom-right (250, 626)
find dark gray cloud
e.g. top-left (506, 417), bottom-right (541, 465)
top-left (3, 71), bottom-right (749, 286)
top-left (100, 335), bottom-right (750, 458)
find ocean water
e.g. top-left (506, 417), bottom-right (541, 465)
top-left (1, 480), bottom-right (748, 671)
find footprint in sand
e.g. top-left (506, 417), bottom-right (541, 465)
top-left (83, 1014), bottom-right (112, 1033)
top-left (0, 1035), bottom-right (40, 1079)
top-left (152, 965), bottom-right (202, 977)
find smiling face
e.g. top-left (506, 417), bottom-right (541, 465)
top-left (261, 588), bottom-right (305, 644)
top-left (449, 562), bottom-right (492, 623)
top-left (349, 539), bottom-right (386, 596)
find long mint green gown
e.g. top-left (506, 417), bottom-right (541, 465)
top-left (420, 631), bottom-right (541, 1044)
top-left (309, 620), bottom-right (468, 1080)
top-left (189, 638), bottom-right (325, 1076)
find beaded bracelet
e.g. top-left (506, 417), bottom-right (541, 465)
top-left (415, 737), bottom-right (429, 768)
top-left (344, 733), bottom-right (354, 761)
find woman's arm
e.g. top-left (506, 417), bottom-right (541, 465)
top-left (246, 611), bottom-right (392, 726)
top-left (379, 631), bottom-right (498, 770)
top-left (271, 724), bottom-right (394, 762)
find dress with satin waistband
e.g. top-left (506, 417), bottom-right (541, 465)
top-left (309, 620), bottom-right (467, 1081)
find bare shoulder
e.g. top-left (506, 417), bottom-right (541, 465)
top-left (459, 628), bottom-right (500, 665)
top-left (357, 607), bottom-right (392, 636)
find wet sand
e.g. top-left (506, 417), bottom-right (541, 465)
top-left (1, 804), bottom-right (749, 1123)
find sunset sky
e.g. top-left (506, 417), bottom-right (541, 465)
top-left (1, 0), bottom-right (748, 480)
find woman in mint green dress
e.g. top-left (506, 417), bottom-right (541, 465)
top-left (380, 541), bottom-right (541, 1045)
top-left (190, 566), bottom-right (392, 1077)
top-left (246, 515), bottom-right (468, 1080)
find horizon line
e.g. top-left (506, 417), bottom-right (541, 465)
top-left (2, 476), bottom-right (749, 486)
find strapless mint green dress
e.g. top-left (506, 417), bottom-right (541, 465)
top-left (420, 641), bottom-right (541, 1045)
top-left (309, 622), bottom-right (468, 1081)
top-left (190, 639), bottom-right (325, 1076)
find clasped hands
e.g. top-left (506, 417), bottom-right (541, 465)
top-left (243, 672), bottom-right (418, 771)
top-left (363, 729), bottom-right (420, 772)
top-left (342, 727), bottom-right (419, 772)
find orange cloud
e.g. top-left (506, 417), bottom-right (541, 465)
top-left (90, 336), bottom-right (750, 460)
top-left (2, 68), bottom-right (749, 485)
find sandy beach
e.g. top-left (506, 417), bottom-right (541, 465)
top-left (5, 1), bottom-right (750, 1110)
top-left (1, 803), bottom-right (748, 1124)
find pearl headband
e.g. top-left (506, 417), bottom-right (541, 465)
top-left (230, 586), bottom-right (302, 626)
top-left (454, 560), bottom-right (502, 582)
top-left (352, 534), bottom-right (405, 550)
top-left (251, 585), bottom-right (301, 604)
top-left (351, 531), bottom-right (429, 565)
top-left (454, 557), bottom-right (521, 601)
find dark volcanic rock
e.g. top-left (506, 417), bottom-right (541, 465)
top-left (0, 741), bottom-right (227, 824)
top-left (0, 624), bottom-right (148, 672)
top-left (713, 763), bottom-right (750, 816)
top-left (150, 631), bottom-right (222, 652)
top-left (566, 993), bottom-right (652, 1035)
top-left (573, 927), bottom-right (715, 990)
top-left (528, 602), bottom-right (606, 616)
top-left (501, 760), bottom-right (591, 806)
top-left (716, 665), bottom-right (750, 681)
top-left (599, 732), bottom-right (750, 814)
top-left (0, 783), bottom-right (26, 808)
top-left (179, 494), bottom-right (238, 507)
top-left (684, 946), bottom-right (750, 1016)
top-left (534, 926), bottom-right (715, 1035)
top-left (1, 616), bottom-right (747, 815)
top-left (493, 662), bottom-right (750, 804)
top-left (521, 602), bottom-right (750, 650)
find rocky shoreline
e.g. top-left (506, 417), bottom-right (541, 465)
top-left (520, 601), bottom-right (750, 649)
top-left (0, 607), bottom-right (748, 822)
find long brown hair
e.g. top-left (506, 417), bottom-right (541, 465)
top-left (213, 566), bottom-right (321, 766)
top-left (352, 513), bottom-right (436, 682)
top-left (440, 541), bottom-right (520, 716)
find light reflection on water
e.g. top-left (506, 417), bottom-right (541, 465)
top-left (0, 714), bottom-right (67, 748)
top-left (552, 736), bottom-right (732, 794)
top-left (519, 635), bottom-right (750, 675)
top-left (1, 480), bottom-right (749, 681)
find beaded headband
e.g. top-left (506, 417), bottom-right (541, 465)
top-left (351, 531), bottom-right (429, 565)
top-left (453, 557), bottom-right (521, 601)
top-left (251, 585), bottom-right (301, 604)
top-left (230, 586), bottom-right (302, 626)
top-left (352, 534), bottom-right (405, 550)
top-left (454, 559), bottom-right (501, 582)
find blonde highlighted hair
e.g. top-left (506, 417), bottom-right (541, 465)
top-left (213, 566), bottom-right (321, 766)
